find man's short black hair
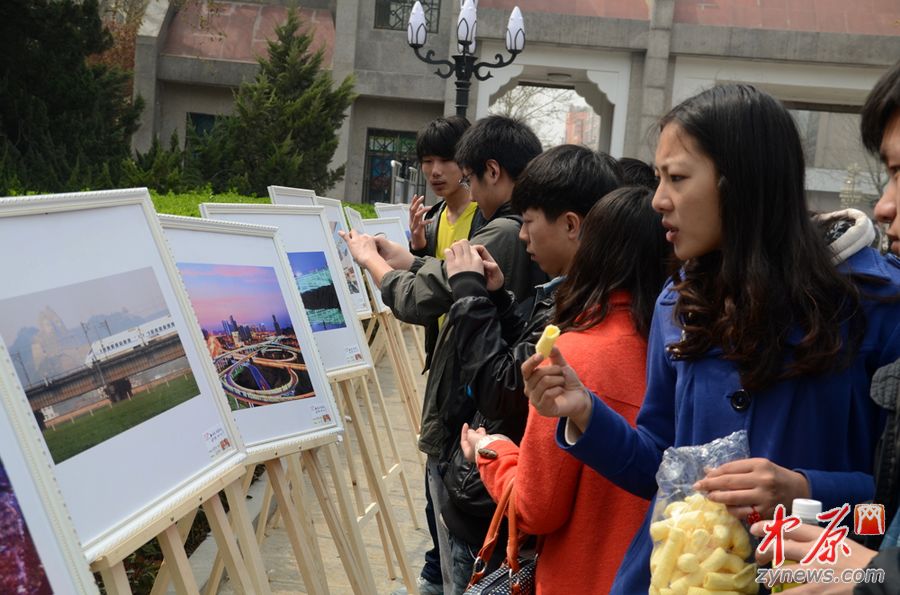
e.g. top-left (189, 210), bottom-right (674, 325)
top-left (861, 60), bottom-right (900, 155)
top-left (454, 115), bottom-right (542, 181)
top-left (416, 116), bottom-right (471, 162)
top-left (618, 157), bottom-right (658, 190)
top-left (510, 144), bottom-right (623, 221)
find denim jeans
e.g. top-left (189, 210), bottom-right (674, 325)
top-left (448, 532), bottom-right (479, 595)
top-left (426, 455), bottom-right (453, 595)
top-left (422, 466), bottom-right (444, 585)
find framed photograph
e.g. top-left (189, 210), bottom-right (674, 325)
top-left (268, 185), bottom-right (316, 206)
top-left (374, 202), bottom-right (412, 241)
top-left (0, 378), bottom-right (99, 594)
top-left (344, 207), bottom-right (391, 314)
top-left (312, 196), bottom-right (372, 318)
top-left (198, 204), bottom-right (374, 376)
top-left (363, 216), bottom-right (410, 249)
top-left (0, 189), bottom-right (245, 561)
top-left (160, 216), bottom-right (342, 456)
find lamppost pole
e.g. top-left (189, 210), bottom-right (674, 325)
top-left (407, 0), bottom-right (525, 119)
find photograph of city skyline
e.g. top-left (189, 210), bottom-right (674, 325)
top-left (287, 251), bottom-right (347, 332)
top-left (176, 262), bottom-right (316, 411)
top-left (0, 267), bottom-right (198, 464)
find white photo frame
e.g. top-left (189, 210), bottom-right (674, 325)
top-left (268, 185), bottom-right (316, 206)
top-left (374, 202), bottom-right (412, 241)
top-left (313, 196), bottom-right (373, 318)
top-left (0, 189), bottom-right (245, 561)
top-left (159, 216), bottom-right (342, 459)
top-left (344, 207), bottom-right (390, 313)
top-left (198, 204), bottom-right (374, 376)
top-left (363, 216), bottom-right (410, 248)
top-left (0, 373), bottom-right (99, 593)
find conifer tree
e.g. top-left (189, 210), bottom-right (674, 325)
top-left (0, 0), bottom-right (143, 193)
top-left (191, 9), bottom-right (355, 196)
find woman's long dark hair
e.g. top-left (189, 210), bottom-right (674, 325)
top-left (661, 84), bottom-right (863, 392)
top-left (553, 186), bottom-right (672, 338)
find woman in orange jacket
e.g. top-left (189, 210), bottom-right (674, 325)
top-left (461, 185), bottom-right (672, 594)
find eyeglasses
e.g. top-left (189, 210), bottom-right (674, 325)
top-left (459, 174), bottom-right (471, 189)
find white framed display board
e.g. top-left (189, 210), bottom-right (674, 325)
top-left (344, 207), bottom-right (390, 314)
top-left (159, 215), bottom-right (343, 460)
top-left (199, 204), bottom-right (374, 377)
top-left (374, 202), bottom-right (412, 240)
top-left (313, 196), bottom-right (372, 318)
top-left (0, 380), bottom-right (99, 593)
top-left (268, 185), bottom-right (316, 206)
top-left (363, 216), bottom-right (410, 249)
top-left (0, 189), bottom-right (245, 561)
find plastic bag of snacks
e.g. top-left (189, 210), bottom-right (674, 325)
top-left (649, 431), bottom-right (759, 595)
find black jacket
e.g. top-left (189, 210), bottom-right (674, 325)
top-left (438, 272), bottom-right (558, 545)
top-left (854, 547), bottom-right (900, 594)
top-left (408, 199), bottom-right (487, 371)
top-left (447, 272), bottom-right (559, 422)
top-left (381, 202), bottom-right (543, 457)
top-left (868, 360), bottom-right (900, 550)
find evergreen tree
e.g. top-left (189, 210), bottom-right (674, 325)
top-left (0, 0), bottom-right (143, 194)
top-left (191, 9), bottom-right (355, 196)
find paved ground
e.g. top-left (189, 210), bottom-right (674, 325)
top-left (210, 329), bottom-right (432, 594)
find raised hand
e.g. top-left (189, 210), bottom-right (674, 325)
top-left (408, 194), bottom-right (430, 251)
top-left (338, 229), bottom-right (379, 267)
top-left (522, 347), bottom-right (593, 433)
top-left (473, 244), bottom-right (504, 291)
top-left (373, 235), bottom-right (415, 271)
top-left (444, 239), bottom-right (484, 279)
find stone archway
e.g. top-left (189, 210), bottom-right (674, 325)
top-left (473, 42), bottom-right (631, 156)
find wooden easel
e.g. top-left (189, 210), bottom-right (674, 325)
top-left (329, 367), bottom-right (418, 593)
top-left (199, 436), bottom-right (380, 595)
top-left (400, 321), bottom-right (427, 370)
top-left (371, 310), bottom-right (423, 439)
top-left (91, 465), bottom-right (262, 595)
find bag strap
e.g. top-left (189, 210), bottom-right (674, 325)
top-left (506, 483), bottom-right (522, 574)
top-left (467, 478), bottom-right (514, 586)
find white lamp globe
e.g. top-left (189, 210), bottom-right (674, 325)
top-left (407, 1), bottom-right (427, 48)
top-left (506, 6), bottom-right (525, 53)
top-left (457, 0), bottom-right (477, 48)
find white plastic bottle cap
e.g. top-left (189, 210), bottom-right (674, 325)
top-left (791, 498), bottom-right (822, 524)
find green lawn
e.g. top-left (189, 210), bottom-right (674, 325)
top-left (43, 374), bottom-right (200, 464)
top-left (150, 189), bottom-right (377, 219)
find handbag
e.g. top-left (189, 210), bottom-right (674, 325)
top-left (464, 478), bottom-right (538, 595)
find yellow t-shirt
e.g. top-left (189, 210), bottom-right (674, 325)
top-left (436, 201), bottom-right (479, 259)
top-left (435, 201), bottom-right (478, 328)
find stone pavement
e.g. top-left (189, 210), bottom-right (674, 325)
top-left (209, 330), bottom-right (432, 595)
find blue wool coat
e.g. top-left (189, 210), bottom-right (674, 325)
top-left (556, 247), bottom-right (900, 594)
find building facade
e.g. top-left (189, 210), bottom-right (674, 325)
top-left (133, 0), bottom-right (900, 209)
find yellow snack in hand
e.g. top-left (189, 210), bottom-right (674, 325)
top-left (535, 324), bottom-right (560, 357)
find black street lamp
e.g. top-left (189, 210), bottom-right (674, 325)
top-left (407, 0), bottom-right (525, 118)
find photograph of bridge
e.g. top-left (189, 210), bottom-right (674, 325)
top-left (176, 262), bottom-right (316, 411)
top-left (0, 267), bottom-right (199, 464)
top-left (0, 457), bottom-right (51, 594)
top-left (287, 250), bottom-right (347, 332)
